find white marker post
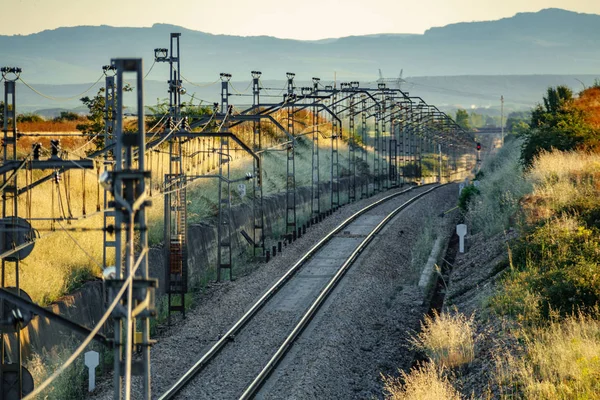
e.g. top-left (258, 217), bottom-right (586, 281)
top-left (85, 350), bottom-right (100, 392)
top-left (456, 224), bottom-right (467, 253)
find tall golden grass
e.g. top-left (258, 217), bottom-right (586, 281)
top-left (496, 313), bottom-right (600, 399)
top-left (382, 362), bottom-right (461, 400)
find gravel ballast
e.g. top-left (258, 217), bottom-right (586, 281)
top-left (88, 184), bottom-right (459, 399)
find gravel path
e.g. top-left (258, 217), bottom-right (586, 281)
top-left (88, 184), bottom-right (457, 400)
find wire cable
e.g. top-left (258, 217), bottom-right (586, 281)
top-left (143, 60), bottom-right (157, 80)
top-left (23, 246), bottom-right (148, 400)
top-left (20, 74), bottom-right (104, 102)
top-left (56, 219), bottom-right (103, 269)
top-left (181, 74), bottom-right (220, 88)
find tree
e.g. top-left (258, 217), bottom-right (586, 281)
top-left (506, 111), bottom-right (530, 135)
top-left (455, 109), bottom-right (471, 130)
top-left (77, 85), bottom-right (131, 150)
top-left (521, 86), bottom-right (597, 166)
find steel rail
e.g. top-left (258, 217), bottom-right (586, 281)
top-left (158, 185), bottom-right (424, 399)
top-left (239, 184), bottom-right (442, 399)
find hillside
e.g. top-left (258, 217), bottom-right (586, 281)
top-left (1, 8), bottom-right (599, 86)
top-left (12, 75), bottom-right (600, 115)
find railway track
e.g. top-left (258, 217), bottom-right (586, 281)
top-left (159, 184), bottom-right (443, 399)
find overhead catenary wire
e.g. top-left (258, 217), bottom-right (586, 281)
top-left (181, 74), bottom-right (220, 88)
top-left (23, 247), bottom-right (148, 400)
top-left (19, 74), bottom-right (105, 102)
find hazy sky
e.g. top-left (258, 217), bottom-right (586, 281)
top-left (3, 0), bottom-right (600, 40)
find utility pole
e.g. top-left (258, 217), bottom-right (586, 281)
top-left (104, 58), bottom-right (155, 400)
top-left (501, 95), bottom-right (504, 146)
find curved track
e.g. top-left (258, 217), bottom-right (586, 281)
top-left (159, 184), bottom-right (442, 399)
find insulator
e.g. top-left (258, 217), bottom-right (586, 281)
top-left (50, 139), bottom-right (60, 157)
top-left (53, 171), bottom-right (61, 184)
top-left (32, 143), bottom-right (42, 160)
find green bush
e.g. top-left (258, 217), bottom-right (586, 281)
top-left (17, 113), bottom-right (44, 123)
top-left (458, 185), bottom-right (480, 212)
top-left (466, 138), bottom-right (532, 237)
top-left (491, 215), bottom-right (600, 321)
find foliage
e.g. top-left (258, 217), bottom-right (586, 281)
top-left (490, 151), bottom-right (600, 321)
top-left (506, 111), bottom-right (530, 135)
top-left (17, 113), bottom-right (44, 123)
top-left (77, 85), bottom-right (131, 150)
top-left (54, 111), bottom-right (81, 122)
top-left (521, 86), bottom-right (599, 166)
top-left (495, 313), bottom-right (600, 399)
top-left (466, 138), bottom-right (532, 237)
top-left (455, 109), bottom-right (471, 130)
top-left (409, 310), bottom-right (475, 368)
top-left (458, 184), bottom-right (480, 212)
top-left (469, 111), bottom-right (498, 129)
top-left (147, 98), bottom-right (213, 131)
top-left (382, 362), bottom-right (461, 400)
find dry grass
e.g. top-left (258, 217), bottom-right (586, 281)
top-left (409, 310), bottom-right (475, 368)
top-left (18, 120), bottom-right (82, 133)
top-left (382, 362), bottom-right (461, 400)
top-left (496, 313), bottom-right (600, 399)
top-left (523, 150), bottom-right (600, 223)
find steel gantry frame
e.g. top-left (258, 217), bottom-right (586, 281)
top-left (154, 33), bottom-right (189, 319)
top-left (0, 67), bottom-right (95, 399)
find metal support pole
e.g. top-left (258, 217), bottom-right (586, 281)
top-left (360, 97), bottom-right (368, 198)
top-left (347, 90), bottom-right (356, 202)
top-left (285, 73), bottom-right (297, 235)
top-left (373, 107), bottom-right (380, 193)
top-left (217, 74), bottom-right (233, 280)
top-left (1, 66), bottom-right (24, 400)
top-left (310, 77), bottom-right (320, 219)
top-left (330, 88), bottom-right (340, 210)
top-left (108, 58), bottom-right (153, 400)
top-left (251, 71), bottom-right (265, 258)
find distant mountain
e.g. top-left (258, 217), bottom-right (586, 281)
top-left (15, 75), bottom-right (600, 115)
top-left (1, 8), bottom-right (599, 87)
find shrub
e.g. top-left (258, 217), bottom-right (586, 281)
top-left (466, 138), bottom-right (532, 237)
top-left (495, 312), bottom-right (600, 399)
top-left (382, 362), bottom-right (461, 400)
top-left (458, 185), bottom-right (480, 212)
top-left (409, 310), bottom-right (475, 368)
top-left (491, 215), bottom-right (600, 320)
top-left (17, 113), bottom-right (44, 123)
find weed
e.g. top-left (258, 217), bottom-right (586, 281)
top-left (382, 362), bottom-right (461, 400)
top-left (495, 312), bottom-right (600, 399)
top-left (409, 310), bottom-right (475, 368)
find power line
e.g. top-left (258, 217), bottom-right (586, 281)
top-left (20, 74), bottom-right (104, 102)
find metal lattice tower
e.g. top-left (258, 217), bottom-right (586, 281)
top-left (310, 77), bottom-right (321, 220)
top-left (105, 58), bottom-right (154, 400)
top-left (360, 96), bottom-right (368, 198)
top-left (346, 83), bottom-right (358, 202)
top-left (102, 67), bottom-right (117, 273)
top-left (330, 87), bottom-right (340, 210)
top-left (373, 105), bottom-right (381, 193)
top-left (285, 72), bottom-right (297, 236)
top-left (381, 95), bottom-right (389, 190)
top-left (1, 66), bottom-right (25, 399)
top-left (389, 108), bottom-right (398, 187)
top-left (251, 71), bottom-right (265, 258)
top-left (217, 73), bottom-right (233, 281)
top-left (156, 33), bottom-right (189, 317)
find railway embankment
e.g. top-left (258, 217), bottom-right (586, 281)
top-left (384, 138), bottom-right (600, 399)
